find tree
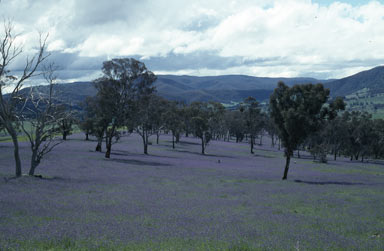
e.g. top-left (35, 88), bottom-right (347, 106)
top-left (264, 113), bottom-right (278, 147)
top-left (371, 119), bottom-right (384, 159)
top-left (241, 97), bottom-right (263, 154)
top-left (134, 94), bottom-right (163, 155)
top-left (0, 119), bottom-right (4, 133)
top-left (190, 102), bottom-right (212, 155)
top-left (341, 111), bottom-right (374, 162)
top-left (151, 96), bottom-right (169, 144)
top-left (269, 82), bottom-right (330, 180)
top-left (163, 101), bottom-right (184, 149)
top-left (306, 96), bottom-right (346, 162)
top-left (0, 21), bottom-right (49, 177)
top-left (207, 101), bottom-right (226, 141)
top-left (181, 102), bottom-right (193, 138)
top-left (57, 106), bottom-right (74, 140)
top-left (78, 118), bottom-right (94, 141)
top-left (94, 59), bottom-right (134, 158)
top-left (227, 110), bottom-right (246, 143)
top-left (82, 96), bottom-right (109, 152)
top-left (93, 58), bottom-right (156, 157)
top-left (19, 64), bottom-right (66, 176)
top-left (130, 67), bottom-right (157, 155)
top-left (323, 115), bottom-right (348, 160)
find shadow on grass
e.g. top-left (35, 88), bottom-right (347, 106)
top-left (3, 175), bottom-right (68, 183)
top-left (110, 150), bottom-right (176, 159)
top-left (294, 179), bottom-right (365, 186)
top-left (178, 140), bottom-right (200, 146)
top-left (106, 158), bottom-right (172, 167)
top-left (0, 144), bottom-right (12, 148)
top-left (253, 153), bottom-right (275, 158)
top-left (171, 149), bottom-right (233, 158)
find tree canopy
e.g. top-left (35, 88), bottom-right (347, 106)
top-left (269, 81), bottom-right (331, 180)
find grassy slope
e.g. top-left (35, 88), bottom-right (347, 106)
top-left (345, 92), bottom-right (384, 119)
top-left (0, 134), bottom-right (383, 250)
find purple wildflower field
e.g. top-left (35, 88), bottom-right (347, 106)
top-left (0, 133), bottom-right (383, 250)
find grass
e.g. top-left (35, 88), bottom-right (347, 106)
top-left (2, 238), bottom-right (262, 251)
top-left (1, 133), bottom-right (383, 250)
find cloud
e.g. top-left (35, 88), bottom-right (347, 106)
top-left (0, 0), bottom-right (383, 80)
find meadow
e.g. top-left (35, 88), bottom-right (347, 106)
top-left (0, 133), bottom-right (383, 250)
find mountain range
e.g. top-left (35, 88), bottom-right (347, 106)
top-left (17, 65), bottom-right (384, 107)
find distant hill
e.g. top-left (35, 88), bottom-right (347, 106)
top-left (155, 75), bottom-right (325, 103)
top-left (14, 66), bottom-right (384, 109)
top-left (16, 75), bottom-right (326, 107)
top-left (156, 75), bottom-right (324, 91)
top-left (324, 66), bottom-right (384, 97)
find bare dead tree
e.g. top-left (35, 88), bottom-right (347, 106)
top-left (0, 20), bottom-right (49, 177)
top-left (20, 63), bottom-right (65, 176)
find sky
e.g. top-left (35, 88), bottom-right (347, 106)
top-left (1, 0), bottom-right (384, 83)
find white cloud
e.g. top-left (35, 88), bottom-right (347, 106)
top-left (0, 0), bottom-right (383, 79)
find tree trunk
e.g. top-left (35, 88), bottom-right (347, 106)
top-left (361, 155), bottom-right (364, 162)
top-left (142, 131), bottom-right (148, 155)
top-left (105, 143), bottom-right (111, 158)
top-left (334, 149), bottom-right (337, 161)
top-left (271, 134), bottom-right (275, 147)
top-left (63, 132), bottom-right (67, 140)
top-left (105, 125), bottom-right (116, 158)
top-left (156, 132), bottom-right (160, 144)
top-left (282, 150), bottom-right (291, 180)
top-left (201, 137), bottom-right (205, 155)
top-left (175, 133), bottom-right (180, 143)
top-left (172, 132), bottom-right (175, 149)
top-left (278, 138), bottom-right (281, 151)
top-left (95, 141), bottom-right (102, 152)
top-left (259, 134), bottom-right (263, 145)
top-left (85, 133), bottom-right (89, 141)
top-left (29, 150), bottom-right (39, 176)
top-left (29, 163), bottom-right (37, 176)
top-left (10, 129), bottom-right (22, 177)
top-left (144, 143), bottom-right (148, 154)
top-left (250, 135), bottom-right (254, 154)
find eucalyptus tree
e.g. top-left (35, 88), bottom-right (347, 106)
top-left (241, 97), bottom-right (263, 154)
top-left (151, 96), bottom-right (169, 144)
top-left (83, 96), bottom-right (109, 152)
top-left (163, 101), bottom-right (184, 149)
top-left (57, 105), bottom-right (75, 140)
top-left (323, 115), bottom-right (349, 160)
top-left (371, 119), bottom-right (384, 159)
top-left (227, 110), bottom-right (246, 143)
top-left (270, 82), bottom-right (330, 180)
top-left (78, 117), bottom-right (94, 141)
top-left (134, 94), bottom-right (164, 155)
top-left (189, 102), bottom-right (211, 155)
top-left (264, 113), bottom-right (278, 147)
top-left (0, 21), bottom-right (49, 177)
top-left (181, 102), bottom-right (193, 137)
top-left (342, 111), bottom-right (375, 162)
top-left (207, 101), bottom-right (226, 140)
top-left (305, 96), bottom-right (346, 162)
top-left (93, 58), bottom-right (157, 157)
